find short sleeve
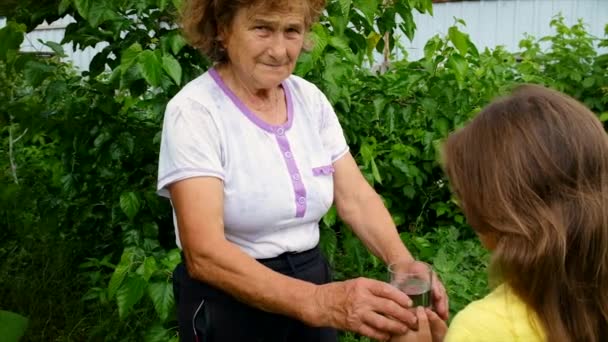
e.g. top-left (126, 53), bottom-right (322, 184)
top-left (318, 91), bottom-right (349, 162)
top-left (157, 98), bottom-right (224, 198)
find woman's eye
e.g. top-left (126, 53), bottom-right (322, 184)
top-left (285, 28), bottom-right (302, 38)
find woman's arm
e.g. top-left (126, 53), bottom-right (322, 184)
top-left (333, 152), bottom-right (413, 264)
top-left (170, 176), bottom-right (415, 340)
top-left (170, 177), bottom-right (316, 319)
top-left (333, 152), bottom-right (449, 319)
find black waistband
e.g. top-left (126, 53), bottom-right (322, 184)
top-left (256, 245), bottom-right (321, 274)
top-left (179, 245), bottom-right (322, 274)
top-left (175, 245), bottom-right (325, 302)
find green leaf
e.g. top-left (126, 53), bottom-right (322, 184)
top-left (366, 32), bottom-right (382, 63)
top-left (172, 0), bottom-right (182, 11)
top-left (582, 77), bottom-right (594, 88)
top-left (373, 97), bottom-right (389, 119)
top-left (309, 24), bottom-right (329, 63)
top-left (42, 41), bottom-right (66, 57)
top-left (143, 222), bottom-right (159, 238)
top-left (342, 228), bottom-right (366, 274)
top-left (360, 142), bottom-right (374, 166)
top-left (434, 117), bottom-right (450, 137)
top-left (399, 11), bottom-right (416, 41)
top-left (354, 0), bottom-right (378, 26)
top-left (23, 61), bottom-right (55, 88)
top-left (160, 249), bottom-right (183, 270)
top-left (138, 50), bottom-right (162, 87)
top-left (599, 113), bottom-right (608, 122)
top-left (117, 133), bottom-right (135, 155)
top-left (322, 206), bottom-right (337, 227)
top-left (392, 158), bottom-right (409, 176)
top-left (137, 257), bottom-right (158, 282)
top-left (391, 212), bottom-right (405, 226)
top-left (386, 105), bottom-right (396, 133)
top-left (169, 33), bottom-right (187, 55)
top-left (453, 18), bottom-right (467, 27)
top-left (339, 0), bottom-right (352, 15)
top-left (159, 0), bottom-right (169, 11)
top-left (448, 54), bottom-right (468, 85)
top-left (162, 55), bottom-right (182, 85)
top-left (422, 0), bottom-right (434, 14)
top-left (73, 0), bottom-right (91, 20)
top-left (94, 131), bottom-right (110, 148)
top-left (120, 43), bottom-right (142, 73)
top-left (88, 2), bottom-right (118, 27)
top-left (448, 26), bottom-right (468, 56)
top-left (0, 22), bottom-right (25, 61)
top-left (403, 185), bottom-right (416, 199)
top-left (108, 248), bottom-right (134, 299)
top-left (120, 192), bottom-right (141, 220)
top-left (116, 276), bottom-right (147, 319)
top-left (0, 310), bottom-right (28, 342)
top-left (423, 35), bottom-right (440, 60)
top-left (319, 225), bottom-right (338, 265)
top-left (145, 324), bottom-right (173, 342)
top-left (329, 36), bottom-right (354, 61)
top-left (294, 52), bottom-right (314, 76)
top-left (148, 281), bottom-right (175, 321)
top-left (45, 80), bottom-right (68, 107)
top-left (371, 158), bottom-right (382, 185)
top-left (58, 0), bottom-right (72, 14)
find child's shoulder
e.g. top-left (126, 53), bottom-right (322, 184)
top-left (445, 285), bottom-right (545, 342)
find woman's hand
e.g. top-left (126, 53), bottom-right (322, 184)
top-left (389, 307), bottom-right (448, 342)
top-left (311, 277), bottom-right (418, 341)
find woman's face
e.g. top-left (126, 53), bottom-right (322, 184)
top-left (220, 5), bottom-right (306, 90)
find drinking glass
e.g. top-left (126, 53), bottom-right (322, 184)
top-left (388, 260), bottom-right (433, 308)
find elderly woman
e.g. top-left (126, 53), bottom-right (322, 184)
top-left (157, 0), bottom-right (448, 341)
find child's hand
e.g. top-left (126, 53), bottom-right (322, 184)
top-left (389, 307), bottom-right (448, 342)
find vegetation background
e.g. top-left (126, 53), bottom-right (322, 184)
top-left (1, 0), bottom-right (606, 341)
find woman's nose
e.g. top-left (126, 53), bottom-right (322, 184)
top-left (267, 35), bottom-right (288, 61)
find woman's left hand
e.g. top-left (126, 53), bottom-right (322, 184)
top-left (389, 307), bottom-right (448, 342)
top-left (431, 272), bottom-right (449, 321)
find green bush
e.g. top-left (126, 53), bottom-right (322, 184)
top-left (1, 0), bottom-right (607, 340)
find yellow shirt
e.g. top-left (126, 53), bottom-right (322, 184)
top-left (445, 284), bottom-right (545, 342)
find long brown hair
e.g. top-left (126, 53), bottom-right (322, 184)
top-left (444, 84), bottom-right (608, 341)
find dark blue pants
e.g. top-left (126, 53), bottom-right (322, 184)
top-left (173, 246), bottom-right (338, 342)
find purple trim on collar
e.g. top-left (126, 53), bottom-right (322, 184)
top-left (208, 67), bottom-right (306, 218)
top-left (208, 67), bottom-right (294, 133)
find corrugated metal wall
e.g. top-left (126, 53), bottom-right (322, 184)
top-left (402, 0), bottom-right (608, 60)
top-left (1, 0), bottom-right (607, 69)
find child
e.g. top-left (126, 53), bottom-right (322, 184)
top-left (393, 84), bottom-right (608, 341)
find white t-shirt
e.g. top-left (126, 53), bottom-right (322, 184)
top-left (157, 68), bottom-right (349, 258)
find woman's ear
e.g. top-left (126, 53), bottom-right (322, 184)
top-left (217, 23), bottom-right (229, 48)
top-left (302, 33), bottom-right (314, 51)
